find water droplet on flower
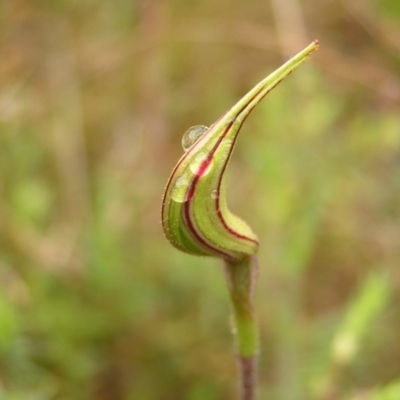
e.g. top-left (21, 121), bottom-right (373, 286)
top-left (182, 125), bottom-right (209, 152)
top-left (211, 189), bottom-right (219, 199)
top-left (190, 152), bottom-right (213, 177)
top-left (171, 176), bottom-right (189, 203)
top-left (176, 176), bottom-right (188, 187)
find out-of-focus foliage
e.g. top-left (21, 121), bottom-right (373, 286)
top-left (0, 1), bottom-right (399, 399)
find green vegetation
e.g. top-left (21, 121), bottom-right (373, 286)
top-left (0, 1), bottom-right (399, 399)
top-left (161, 41), bottom-right (318, 400)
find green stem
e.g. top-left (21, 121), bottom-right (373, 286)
top-left (224, 256), bottom-right (259, 400)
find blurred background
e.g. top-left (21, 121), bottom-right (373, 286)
top-left (0, 0), bottom-right (400, 399)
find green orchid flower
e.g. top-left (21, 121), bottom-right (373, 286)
top-left (162, 41), bottom-right (319, 262)
top-left (161, 40), bottom-right (319, 400)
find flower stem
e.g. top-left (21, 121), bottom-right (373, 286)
top-left (224, 256), bottom-right (259, 400)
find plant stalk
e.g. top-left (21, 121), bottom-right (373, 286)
top-left (224, 256), bottom-right (259, 400)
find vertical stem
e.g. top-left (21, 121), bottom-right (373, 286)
top-left (224, 256), bottom-right (259, 400)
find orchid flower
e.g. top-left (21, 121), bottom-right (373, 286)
top-left (161, 41), bottom-right (319, 400)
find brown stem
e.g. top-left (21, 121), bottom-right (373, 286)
top-left (224, 256), bottom-right (259, 400)
top-left (237, 354), bottom-right (258, 400)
